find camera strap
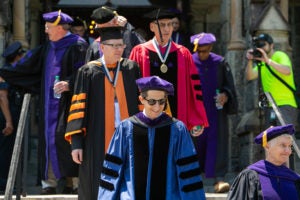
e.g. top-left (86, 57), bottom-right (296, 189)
top-left (264, 63), bottom-right (296, 92)
top-left (257, 62), bottom-right (268, 108)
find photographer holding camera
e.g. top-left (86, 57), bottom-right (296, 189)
top-left (245, 33), bottom-right (298, 128)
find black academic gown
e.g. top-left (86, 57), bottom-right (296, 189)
top-left (227, 169), bottom-right (262, 200)
top-left (65, 58), bottom-right (141, 200)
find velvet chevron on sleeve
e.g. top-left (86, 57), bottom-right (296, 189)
top-left (65, 58), bottom-right (140, 200)
top-left (98, 113), bottom-right (206, 200)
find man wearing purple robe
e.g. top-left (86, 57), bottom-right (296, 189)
top-left (227, 124), bottom-right (300, 200)
top-left (0, 10), bottom-right (88, 194)
top-left (190, 32), bottom-right (238, 193)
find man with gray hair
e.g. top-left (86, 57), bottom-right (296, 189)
top-left (0, 10), bottom-right (88, 194)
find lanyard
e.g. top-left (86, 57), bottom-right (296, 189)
top-left (152, 38), bottom-right (172, 64)
top-left (101, 57), bottom-right (121, 88)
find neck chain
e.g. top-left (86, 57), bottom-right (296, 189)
top-left (152, 38), bottom-right (171, 73)
top-left (101, 57), bottom-right (121, 87)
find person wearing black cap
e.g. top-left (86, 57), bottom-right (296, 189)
top-left (64, 26), bottom-right (141, 200)
top-left (129, 8), bottom-right (208, 136)
top-left (71, 17), bottom-right (94, 44)
top-left (245, 33), bottom-right (298, 128)
top-left (0, 10), bottom-right (88, 194)
top-left (227, 124), bottom-right (300, 199)
top-left (85, 6), bottom-right (145, 62)
top-left (0, 41), bottom-right (25, 193)
top-left (98, 76), bottom-right (206, 200)
top-left (190, 32), bottom-right (238, 193)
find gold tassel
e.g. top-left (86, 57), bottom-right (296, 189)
top-left (52, 10), bottom-right (61, 26)
top-left (102, 6), bottom-right (118, 16)
top-left (262, 126), bottom-right (273, 147)
top-left (193, 38), bottom-right (199, 52)
top-left (164, 98), bottom-right (172, 117)
top-left (262, 131), bottom-right (267, 147)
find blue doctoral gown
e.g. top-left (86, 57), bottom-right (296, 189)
top-left (98, 112), bottom-right (206, 200)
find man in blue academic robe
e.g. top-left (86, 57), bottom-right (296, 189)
top-left (98, 76), bottom-right (206, 200)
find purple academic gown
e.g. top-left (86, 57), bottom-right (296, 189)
top-left (0, 34), bottom-right (87, 180)
top-left (249, 160), bottom-right (300, 199)
top-left (193, 52), bottom-right (227, 178)
top-left (44, 34), bottom-right (77, 179)
top-left (227, 160), bottom-right (300, 199)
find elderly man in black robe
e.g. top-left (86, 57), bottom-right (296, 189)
top-left (65, 26), bottom-right (141, 200)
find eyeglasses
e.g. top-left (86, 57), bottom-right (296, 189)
top-left (144, 98), bottom-right (167, 106)
top-left (45, 25), bottom-right (56, 30)
top-left (154, 22), bottom-right (173, 28)
top-left (102, 43), bottom-right (126, 49)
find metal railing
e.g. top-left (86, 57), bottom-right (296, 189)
top-left (4, 94), bottom-right (31, 200)
top-left (264, 92), bottom-right (300, 164)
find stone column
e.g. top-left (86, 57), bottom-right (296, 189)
top-left (13, 0), bottom-right (28, 47)
top-left (0, 0), bottom-right (10, 65)
top-left (226, 0), bottom-right (246, 175)
top-left (280, 0), bottom-right (288, 22)
top-left (227, 0), bottom-right (245, 50)
top-left (29, 0), bottom-right (42, 48)
top-left (0, 25), bottom-right (5, 65)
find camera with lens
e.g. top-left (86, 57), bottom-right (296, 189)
top-left (251, 38), bottom-right (266, 58)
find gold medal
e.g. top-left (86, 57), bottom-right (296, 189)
top-left (160, 63), bottom-right (168, 73)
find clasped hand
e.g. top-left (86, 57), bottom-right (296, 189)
top-left (190, 125), bottom-right (204, 137)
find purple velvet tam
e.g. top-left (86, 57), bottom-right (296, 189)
top-left (190, 32), bottom-right (216, 46)
top-left (43, 10), bottom-right (73, 24)
top-left (136, 76), bottom-right (174, 95)
top-left (255, 124), bottom-right (295, 145)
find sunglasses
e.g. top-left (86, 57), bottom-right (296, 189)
top-left (144, 98), bottom-right (167, 106)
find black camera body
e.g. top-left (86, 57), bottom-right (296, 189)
top-left (251, 38), bottom-right (266, 58)
top-left (252, 49), bottom-right (262, 58)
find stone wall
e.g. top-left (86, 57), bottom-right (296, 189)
top-left (0, 0), bottom-right (12, 65)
